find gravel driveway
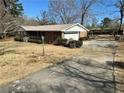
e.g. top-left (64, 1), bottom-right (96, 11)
top-left (0, 57), bottom-right (114, 93)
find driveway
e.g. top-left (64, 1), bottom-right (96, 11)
top-left (0, 57), bottom-right (114, 93)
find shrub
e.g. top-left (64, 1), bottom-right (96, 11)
top-left (36, 40), bottom-right (42, 44)
top-left (115, 36), bottom-right (120, 41)
top-left (61, 38), bottom-right (68, 46)
top-left (76, 41), bottom-right (83, 48)
top-left (68, 40), bottom-right (83, 48)
top-left (115, 35), bottom-right (124, 41)
top-left (23, 37), bottom-right (29, 42)
top-left (0, 33), bottom-right (4, 39)
top-left (69, 40), bottom-right (76, 48)
top-left (14, 35), bottom-right (23, 41)
top-left (55, 38), bottom-right (62, 45)
top-left (28, 39), bottom-right (42, 44)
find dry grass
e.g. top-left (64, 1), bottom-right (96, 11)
top-left (0, 39), bottom-right (112, 85)
top-left (0, 40), bottom-right (85, 85)
top-left (0, 38), bottom-right (124, 93)
top-left (115, 42), bottom-right (124, 93)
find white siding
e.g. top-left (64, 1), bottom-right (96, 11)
top-left (65, 25), bottom-right (86, 32)
top-left (63, 25), bottom-right (87, 40)
top-left (64, 32), bottom-right (79, 40)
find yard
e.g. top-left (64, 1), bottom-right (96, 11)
top-left (0, 37), bottom-right (124, 93)
top-left (0, 38), bottom-right (82, 85)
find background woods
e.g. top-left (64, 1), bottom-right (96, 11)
top-left (0, 0), bottom-right (124, 39)
top-left (0, 0), bottom-right (23, 38)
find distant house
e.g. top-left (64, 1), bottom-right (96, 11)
top-left (17, 23), bottom-right (89, 43)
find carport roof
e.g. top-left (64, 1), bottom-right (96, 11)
top-left (20, 23), bottom-right (89, 32)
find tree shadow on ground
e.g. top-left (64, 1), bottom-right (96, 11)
top-left (106, 61), bottom-right (124, 69)
top-left (48, 84), bottom-right (81, 93)
top-left (50, 59), bottom-right (115, 93)
top-left (1, 59), bottom-right (123, 93)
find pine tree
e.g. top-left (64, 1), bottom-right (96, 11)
top-left (4, 0), bottom-right (23, 17)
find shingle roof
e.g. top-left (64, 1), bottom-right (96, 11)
top-left (21, 24), bottom-right (73, 31)
top-left (20, 23), bottom-right (89, 32)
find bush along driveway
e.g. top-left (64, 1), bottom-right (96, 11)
top-left (0, 57), bottom-right (115, 93)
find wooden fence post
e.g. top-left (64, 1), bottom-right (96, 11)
top-left (42, 36), bottom-right (45, 56)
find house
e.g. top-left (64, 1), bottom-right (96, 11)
top-left (18, 23), bottom-right (89, 43)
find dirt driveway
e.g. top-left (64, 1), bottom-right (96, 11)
top-left (0, 57), bottom-right (114, 93)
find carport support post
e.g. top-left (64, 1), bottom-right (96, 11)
top-left (42, 36), bottom-right (45, 56)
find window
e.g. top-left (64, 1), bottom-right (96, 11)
top-left (64, 32), bottom-right (78, 34)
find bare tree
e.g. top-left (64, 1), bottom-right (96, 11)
top-left (20, 16), bottom-right (39, 26)
top-left (37, 11), bottom-right (50, 25)
top-left (0, 0), bottom-right (23, 38)
top-left (48, 0), bottom-right (100, 25)
top-left (114, 0), bottom-right (124, 32)
top-left (36, 10), bottom-right (57, 25)
top-left (48, 0), bottom-right (79, 24)
top-left (80, 0), bottom-right (97, 25)
top-left (91, 17), bottom-right (98, 27)
top-left (0, 0), bottom-right (7, 20)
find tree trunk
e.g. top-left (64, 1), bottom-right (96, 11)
top-left (4, 32), bottom-right (7, 39)
top-left (118, 17), bottom-right (123, 34)
top-left (60, 16), bottom-right (66, 24)
top-left (81, 13), bottom-right (85, 25)
top-left (118, 9), bottom-right (123, 35)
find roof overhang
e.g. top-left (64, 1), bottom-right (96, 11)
top-left (19, 23), bottom-right (89, 32)
top-left (62, 23), bottom-right (90, 32)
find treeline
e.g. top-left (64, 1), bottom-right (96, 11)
top-left (0, 0), bottom-right (124, 38)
